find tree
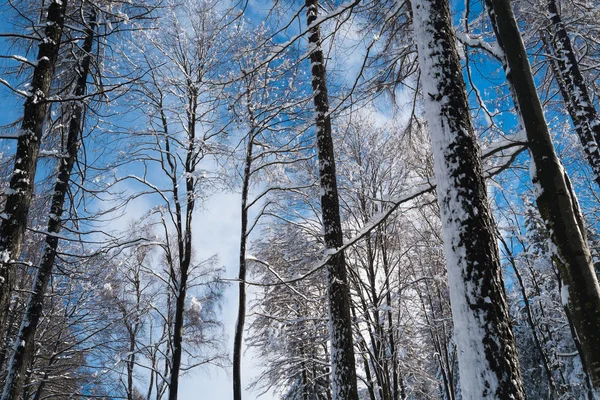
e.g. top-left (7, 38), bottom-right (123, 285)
top-left (120, 3), bottom-right (231, 396)
top-left (304, 0), bottom-right (359, 398)
top-left (484, 0), bottom-right (600, 387)
top-left (0, 7), bottom-right (96, 398)
top-left (0, 0), bottom-right (68, 348)
top-left (409, 0), bottom-right (525, 397)
top-left (498, 197), bottom-right (593, 398)
top-left (226, 23), bottom-right (308, 400)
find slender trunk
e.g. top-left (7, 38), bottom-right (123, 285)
top-left (527, 259), bottom-right (569, 388)
top-left (0, 0), bottom-right (67, 344)
top-left (508, 238), bottom-right (558, 393)
top-left (380, 234), bottom-right (401, 400)
top-left (361, 346), bottom-right (377, 400)
top-left (32, 375), bottom-right (46, 400)
top-left (557, 277), bottom-right (595, 400)
top-left (305, 1), bottom-right (359, 398)
top-left (1, 10), bottom-right (94, 399)
top-left (0, 297), bottom-right (20, 370)
top-left (158, 317), bottom-right (171, 400)
top-left (167, 82), bottom-right (199, 400)
top-left (500, 236), bottom-right (557, 397)
top-left (167, 250), bottom-right (189, 400)
top-left (410, 0), bottom-right (525, 397)
top-left (301, 360), bottom-right (309, 400)
top-left (128, 330), bottom-right (136, 400)
top-left (484, 0), bottom-right (600, 387)
top-left (350, 303), bottom-right (376, 400)
top-left (233, 110), bottom-right (255, 400)
top-left (416, 261), bottom-right (455, 400)
top-left (363, 237), bottom-right (388, 400)
top-left (20, 355), bottom-right (34, 400)
top-left (145, 325), bottom-right (156, 400)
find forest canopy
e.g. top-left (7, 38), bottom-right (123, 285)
top-left (1, 0), bottom-right (600, 399)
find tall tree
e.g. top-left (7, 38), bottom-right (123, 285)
top-left (0, 7), bottom-right (96, 399)
top-left (484, 0), bottom-right (600, 387)
top-left (229, 26), bottom-right (306, 399)
top-left (409, 0), bottom-right (525, 397)
top-left (123, 3), bottom-right (230, 396)
top-left (0, 0), bottom-right (67, 346)
top-left (305, 0), bottom-right (359, 398)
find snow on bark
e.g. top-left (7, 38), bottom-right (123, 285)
top-left (410, 0), bottom-right (525, 397)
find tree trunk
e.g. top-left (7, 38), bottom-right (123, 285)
top-left (1, 8), bottom-right (94, 400)
top-left (0, 0), bottom-right (67, 346)
top-left (484, 0), bottom-right (600, 388)
top-left (167, 79), bottom-right (199, 400)
top-left (233, 109), bottom-right (255, 400)
top-left (128, 329), bottom-right (136, 400)
top-left (305, 1), bottom-right (359, 398)
top-left (167, 233), bottom-right (190, 400)
top-left (410, 0), bottom-right (525, 397)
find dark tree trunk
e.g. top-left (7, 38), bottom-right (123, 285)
top-left (1, 9), bottom-right (94, 400)
top-left (167, 79), bottom-right (199, 400)
top-left (410, 0), bottom-right (525, 397)
top-left (128, 329), bottom-right (136, 400)
top-left (168, 273), bottom-right (188, 400)
top-left (0, 0), bottom-right (67, 346)
top-left (167, 202), bottom-right (193, 400)
top-left (233, 106), bottom-right (255, 400)
top-left (484, 0), bottom-right (600, 388)
top-left (305, 1), bottom-right (359, 398)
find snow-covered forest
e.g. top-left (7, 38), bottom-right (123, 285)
top-left (1, 0), bottom-right (600, 398)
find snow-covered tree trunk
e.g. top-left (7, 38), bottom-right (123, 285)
top-left (305, 0), bottom-right (359, 398)
top-left (0, 10), bottom-right (94, 399)
top-left (484, 0), bottom-right (600, 388)
top-left (544, 0), bottom-right (600, 189)
top-left (0, 0), bottom-right (67, 346)
top-left (410, 0), bottom-right (525, 397)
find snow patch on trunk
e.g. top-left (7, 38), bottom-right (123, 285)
top-left (411, 0), bottom-right (505, 397)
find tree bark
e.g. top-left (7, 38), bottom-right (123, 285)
top-left (0, 9), bottom-right (94, 400)
top-left (305, 1), bottom-right (359, 398)
top-left (410, 0), bottom-right (525, 397)
top-left (484, 0), bottom-right (600, 388)
top-left (0, 0), bottom-right (67, 348)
